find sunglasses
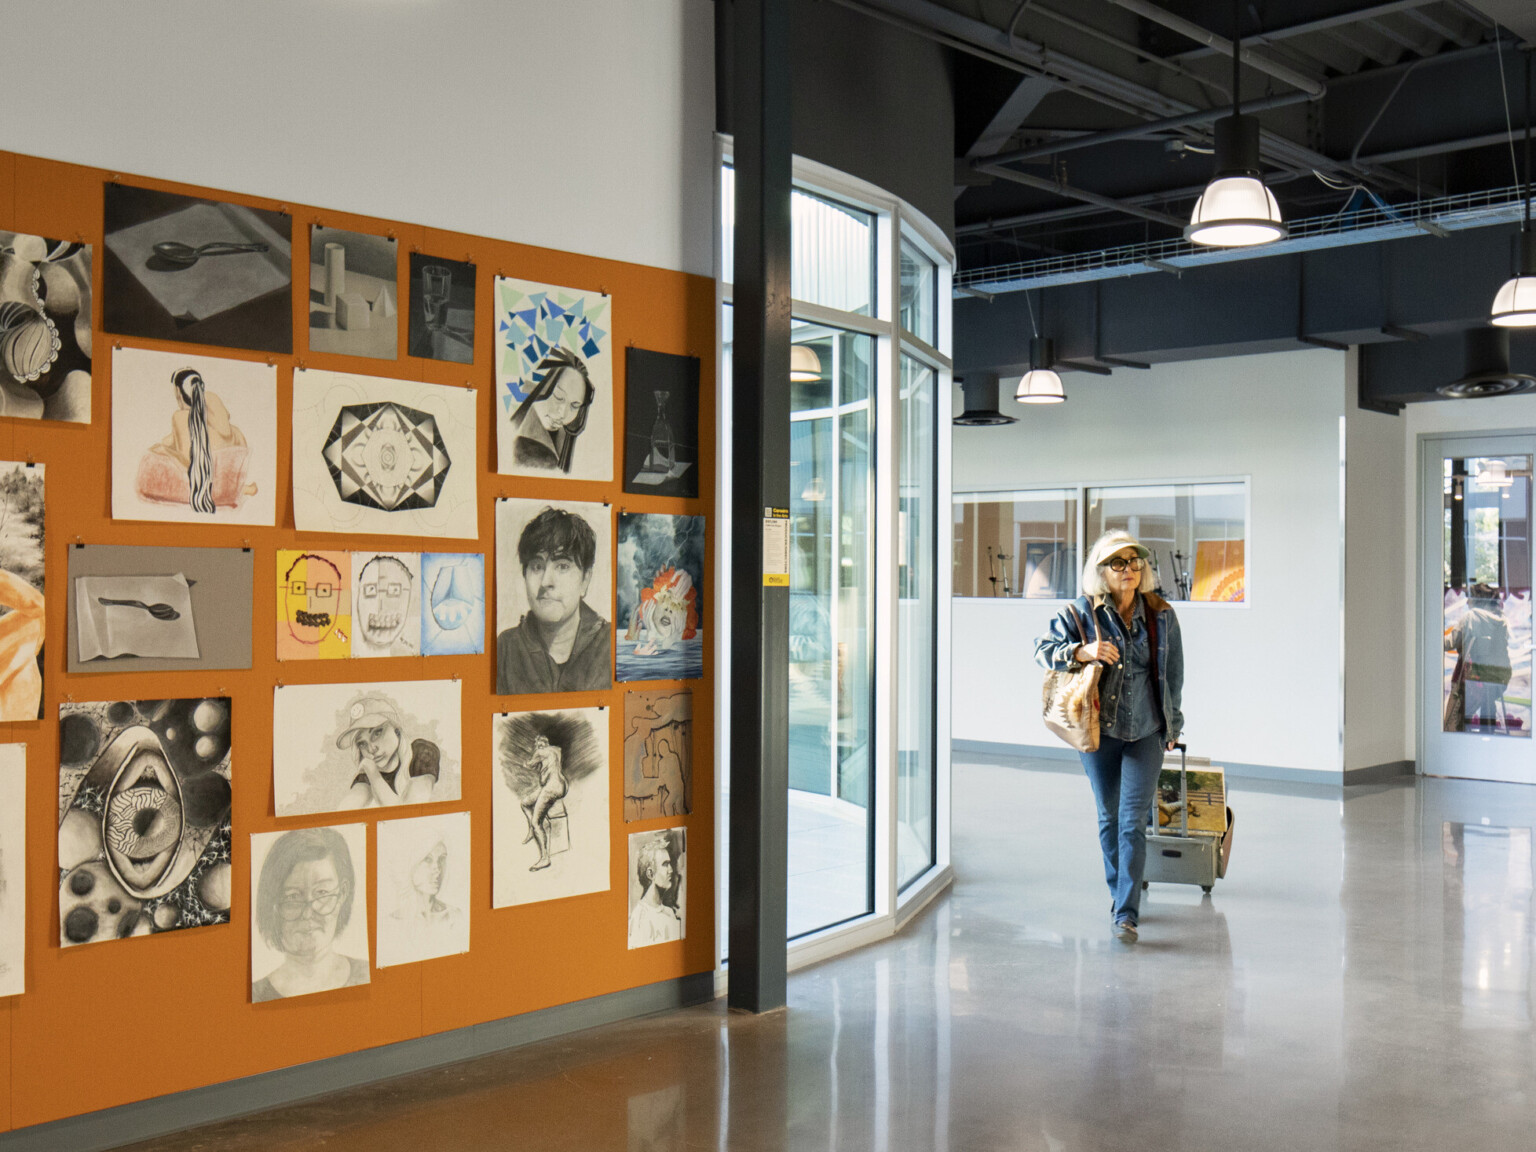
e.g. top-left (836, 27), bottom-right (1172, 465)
top-left (1100, 556), bottom-right (1147, 572)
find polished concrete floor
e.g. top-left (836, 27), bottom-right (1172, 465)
top-left (124, 755), bottom-right (1536, 1151)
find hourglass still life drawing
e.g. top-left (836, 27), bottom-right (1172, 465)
top-left (408, 254), bottom-right (476, 364)
top-left (623, 347), bottom-right (700, 499)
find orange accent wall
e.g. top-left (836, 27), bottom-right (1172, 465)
top-left (0, 151), bottom-right (716, 1131)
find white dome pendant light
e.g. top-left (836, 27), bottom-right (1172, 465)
top-left (1492, 50), bottom-right (1536, 327)
top-left (1016, 338), bottom-right (1066, 404)
top-left (1186, 0), bottom-right (1288, 248)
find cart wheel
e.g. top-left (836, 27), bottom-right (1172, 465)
top-left (1201, 885), bottom-right (1213, 893)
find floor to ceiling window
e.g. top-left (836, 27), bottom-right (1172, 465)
top-left (718, 152), bottom-right (954, 955)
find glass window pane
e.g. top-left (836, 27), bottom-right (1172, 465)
top-left (952, 490), bottom-right (1078, 598)
top-left (898, 356), bottom-right (936, 889)
top-left (900, 239), bottom-right (936, 345)
top-left (721, 163), bottom-right (735, 286)
top-left (789, 326), bottom-right (875, 938)
top-left (1085, 482), bottom-right (1247, 602)
top-left (791, 189), bottom-right (875, 316)
top-left (1442, 456), bottom-right (1531, 736)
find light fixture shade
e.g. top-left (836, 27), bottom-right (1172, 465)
top-left (1015, 368), bottom-right (1065, 404)
top-left (954, 375), bottom-right (1017, 425)
top-left (1436, 327), bottom-right (1536, 399)
top-left (1186, 177), bottom-right (1288, 247)
top-left (1491, 275), bottom-right (1536, 327)
top-left (790, 344), bottom-right (823, 382)
top-left (1476, 460), bottom-right (1512, 488)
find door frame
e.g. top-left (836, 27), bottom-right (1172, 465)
top-left (1417, 429), bottom-right (1536, 783)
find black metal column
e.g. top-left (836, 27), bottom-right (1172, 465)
top-left (727, 0), bottom-right (791, 1014)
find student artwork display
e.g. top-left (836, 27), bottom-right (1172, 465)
top-left (623, 348), bottom-right (699, 498)
top-left (408, 253), bottom-right (475, 364)
top-left (376, 811), bottom-right (471, 967)
top-left (272, 679), bottom-right (462, 816)
top-left (1192, 540), bottom-right (1245, 603)
top-left (110, 346), bottom-right (277, 525)
top-left (275, 550), bottom-right (483, 660)
top-left (491, 707), bottom-right (610, 909)
top-left (0, 231), bottom-right (91, 422)
top-left (0, 744), bottom-right (24, 996)
top-left (292, 368), bottom-right (477, 539)
top-left (67, 545), bottom-right (253, 674)
top-left (421, 552), bottom-right (486, 656)
top-left (58, 697), bottom-right (233, 947)
top-left (616, 512), bottom-right (704, 682)
top-left (0, 462), bottom-right (44, 721)
top-left (494, 276), bottom-right (612, 482)
top-left (623, 689), bottom-right (693, 821)
top-left (276, 549), bottom-right (352, 660)
top-left (495, 499), bottom-right (612, 695)
top-left (309, 227), bottom-right (399, 360)
top-left (250, 823), bottom-right (369, 1002)
top-left (351, 551), bottom-right (421, 658)
top-left (627, 828), bottom-right (686, 949)
top-left (103, 184), bottom-right (292, 354)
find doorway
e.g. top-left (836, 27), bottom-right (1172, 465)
top-left (1420, 435), bottom-right (1535, 783)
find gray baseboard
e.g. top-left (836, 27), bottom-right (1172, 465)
top-left (951, 738), bottom-right (1350, 785)
top-left (1341, 759), bottom-right (1415, 786)
top-left (0, 970), bottom-right (716, 1152)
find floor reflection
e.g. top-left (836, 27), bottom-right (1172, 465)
top-left (124, 759), bottom-right (1536, 1152)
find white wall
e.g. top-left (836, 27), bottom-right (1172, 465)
top-left (1343, 352), bottom-right (1410, 772)
top-left (952, 349), bottom-right (1348, 775)
top-left (0, 0), bottom-right (716, 276)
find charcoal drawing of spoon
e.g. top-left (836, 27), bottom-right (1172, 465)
top-left (150, 241), bottom-right (270, 269)
top-left (97, 598), bottom-right (181, 621)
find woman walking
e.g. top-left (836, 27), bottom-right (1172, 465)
top-left (1035, 531), bottom-right (1184, 944)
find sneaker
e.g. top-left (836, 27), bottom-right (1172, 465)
top-left (1114, 919), bottom-right (1138, 944)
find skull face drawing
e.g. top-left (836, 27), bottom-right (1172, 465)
top-left (356, 555), bottom-right (413, 651)
top-left (284, 553), bottom-right (343, 646)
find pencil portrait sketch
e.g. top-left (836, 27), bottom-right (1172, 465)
top-left (376, 812), bottom-right (471, 967)
top-left (627, 828), bottom-right (685, 949)
top-left (250, 824), bottom-right (369, 1001)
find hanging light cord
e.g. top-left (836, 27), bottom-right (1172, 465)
top-left (1231, 0), bottom-right (1241, 121)
top-left (1524, 47), bottom-right (1531, 234)
top-left (1025, 290), bottom-right (1039, 338)
top-left (1495, 25), bottom-right (1523, 202)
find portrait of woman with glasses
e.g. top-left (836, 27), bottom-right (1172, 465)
top-left (1034, 530), bottom-right (1184, 945)
top-left (251, 825), bottom-right (369, 1001)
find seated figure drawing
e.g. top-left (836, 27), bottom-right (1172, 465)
top-left (135, 367), bottom-right (256, 513)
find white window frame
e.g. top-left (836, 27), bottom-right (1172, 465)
top-left (714, 136), bottom-right (955, 976)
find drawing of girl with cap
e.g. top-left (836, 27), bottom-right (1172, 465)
top-left (336, 695), bottom-right (441, 809)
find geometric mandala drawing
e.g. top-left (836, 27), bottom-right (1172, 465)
top-left (322, 401), bottom-right (451, 512)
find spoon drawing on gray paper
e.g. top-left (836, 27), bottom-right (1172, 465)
top-left (151, 241), bottom-right (270, 267)
top-left (97, 598), bottom-right (181, 621)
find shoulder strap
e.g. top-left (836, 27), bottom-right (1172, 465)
top-left (1066, 601), bottom-right (1101, 655)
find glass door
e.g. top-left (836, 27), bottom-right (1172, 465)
top-left (1422, 435), bottom-right (1536, 783)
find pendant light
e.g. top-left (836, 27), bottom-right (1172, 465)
top-left (1015, 338), bottom-right (1066, 404)
top-left (1185, 0), bottom-right (1288, 248)
top-left (953, 374), bottom-right (1017, 426)
top-left (790, 344), bottom-right (823, 381)
top-left (1491, 50), bottom-right (1536, 327)
top-left (1436, 327), bottom-right (1536, 398)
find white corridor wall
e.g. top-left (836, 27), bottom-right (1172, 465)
top-left (952, 349), bottom-right (1348, 776)
top-left (0, 0), bottom-right (717, 276)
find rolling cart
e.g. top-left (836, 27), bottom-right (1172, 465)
top-left (1142, 744), bottom-right (1234, 894)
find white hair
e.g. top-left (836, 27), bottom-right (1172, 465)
top-left (1081, 530), bottom-right (1157, 597)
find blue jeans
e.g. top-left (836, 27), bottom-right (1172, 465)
top-left (1080, 732), bottom-right (1165, 925)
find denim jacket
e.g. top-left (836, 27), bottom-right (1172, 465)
top-left (1033, 592), bottom-right (1184, 744)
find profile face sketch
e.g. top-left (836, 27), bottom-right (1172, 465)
top-left (376, 812), bottom-right (470, 967)
top-left (272, 679), bottom-right (462, 817)
top-left (280, 551), bottom-right (350, 659)
top-left (58, 697), bottom-right (233, 947)
top-left (134, 367), bottom-right (257, 514)
top-left (251, 825), bottom-right (369, 1001)
top-left (495, 501), bottom-right (613, 696)
top-left (627, 829), bottom-right (685, 949)
top-left (509, 348), bottom-right (594, 474)
top-left (351, 552), bottom-right (420, 658)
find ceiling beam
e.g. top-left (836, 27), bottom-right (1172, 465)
top-left (1401, 6), bottom-right (1479, 47)
top-left (1102, 0), bottom-right (1328, 96)
top-left (974, 162), bottom-right (1188, 228)
top-left (1363, 15), bottom-right (1436, 56)
top-left (1171, 1), bottom-right (1445, 60)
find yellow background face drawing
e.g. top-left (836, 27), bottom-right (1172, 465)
top-left (277, 550), bottom-right (352, 660)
